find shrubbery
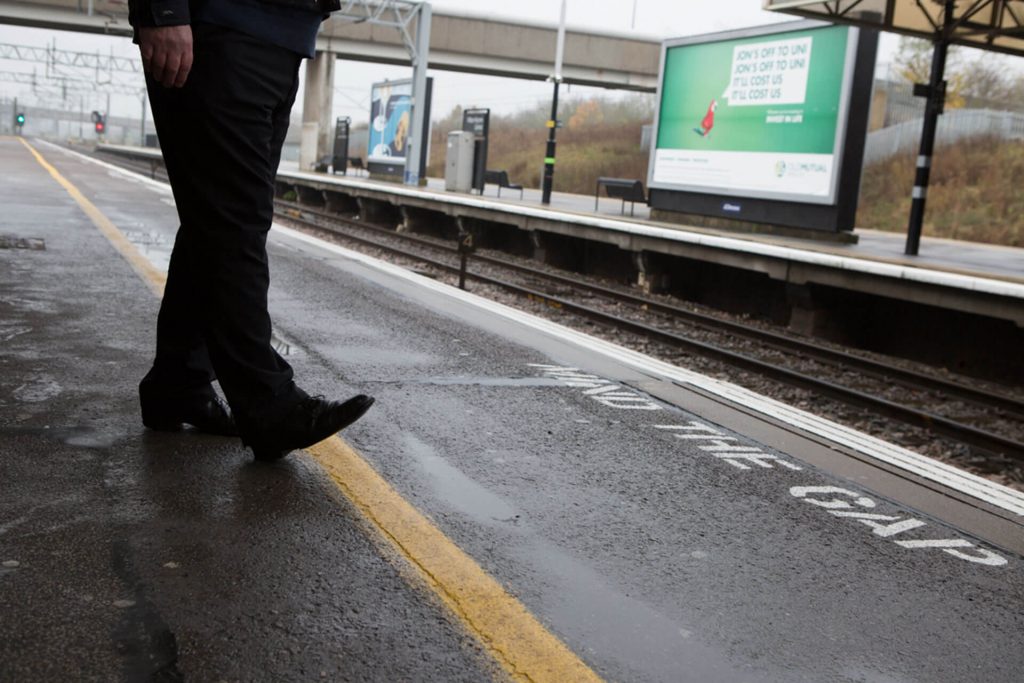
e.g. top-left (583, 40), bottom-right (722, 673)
top-left (427, 97), bottom-right (1022, 247)
top-left (427, 97), bottom-right (654, 194)
top-left (858, 136), bottom-right (1023, 247)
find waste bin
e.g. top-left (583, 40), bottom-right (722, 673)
top-left (445, 130), bottom-right (475, 193)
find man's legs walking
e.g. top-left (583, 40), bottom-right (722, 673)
top-left (141, 25), bottom-right (302, 428)
top-left (140, 24), bottom-right (374, 457)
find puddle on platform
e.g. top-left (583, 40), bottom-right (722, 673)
top-left (522, 539), bottom-right (764, 682)
top-left (62, 427), bottom-right (122, 449)
top-left (400, 434), bottom-right (759, 680)
top-left (2, 424), bottom-right (121, 449)
top-left (0, 324), bottom-right (32, 343)
top-left (0, 235), bottom-right (45, 250)
top-left (403, 433), bottom-right (519, 525)
top-left (121, 228), bottom-right (173, 273)
top-left (12, 375), bottom-right (61, 403)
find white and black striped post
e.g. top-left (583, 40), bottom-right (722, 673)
top-left (541, 0), bottom-right (567, 206)
top-left (905, 0), bottom-right (954, 256)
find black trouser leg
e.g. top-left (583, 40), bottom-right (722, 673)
top-left (142, 25), bottom-right (304, 424)
top-left (140, 224), bottom-right (218, 399)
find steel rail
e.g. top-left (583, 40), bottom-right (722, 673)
top-left (279, 200), bottom-right (1024, 418)
top-left (276, 205), bottom-right (1024, 462)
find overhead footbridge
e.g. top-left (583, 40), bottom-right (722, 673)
top-left (0, 0), bottom-right (660, 91)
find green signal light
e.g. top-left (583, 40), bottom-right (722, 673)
top-left (15, 113), bottom-right (25, 126)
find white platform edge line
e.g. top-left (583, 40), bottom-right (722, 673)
top-left (273, 224), bottom-right (1024, 517)
top-left (60, 139), bottom-right (1024, 516)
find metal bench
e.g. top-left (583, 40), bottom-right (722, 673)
top-left (595, 177), bottom-right (646, 216)
top-left (330, 156), bottom-right (365, 176)
top-left (483, 169), bottom-right (524, 199)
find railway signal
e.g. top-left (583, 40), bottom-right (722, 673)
top-left (92, 110), bottom-right (106, 136)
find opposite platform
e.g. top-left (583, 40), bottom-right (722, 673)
top-left (98, 143), bottom-right (1024, 333)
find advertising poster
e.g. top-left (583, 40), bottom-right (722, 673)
top-left (650, 25), bottom-right (852, 204)
top-left (368, 80), bottom-right (413, 166)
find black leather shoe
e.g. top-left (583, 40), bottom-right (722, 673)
top-left (244, 394), bottom-right (374, 462)
top-left (141, 394), bottom-right (238, 437)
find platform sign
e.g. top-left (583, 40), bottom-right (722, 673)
top-left (650, 22), bottom-right (856, 205)
top-left (333, 116), bottom-right (351, 175)
top-left (462, 108), bottom-right (490, 193)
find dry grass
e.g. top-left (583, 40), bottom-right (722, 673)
top-left (428, 122), bottom-right (650, 194)
top-left (427, 99), bottom-right (652, 195)
top-left (858, 136), bottom-right (1024, 247)
top-left (428, 100), bottom-right (1023, 248)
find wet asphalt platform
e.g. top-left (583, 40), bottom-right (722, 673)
top-left (2, 135), bottom-right (1023, 683)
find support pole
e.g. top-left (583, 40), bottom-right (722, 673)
top-left (905, 0), bottom-right (953, 256)
top-left (541, 0), bottom-right (567, 205)
top-left (405, 2), bottom-right (432, 186)
top-left (541, 80), bottom-right (560, 205)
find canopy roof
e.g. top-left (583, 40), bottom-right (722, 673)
top-left (763, 1), bottom-right (1024, 56)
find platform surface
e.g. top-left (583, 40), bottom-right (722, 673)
top-left (3, 137), bottom-right (1023, 683)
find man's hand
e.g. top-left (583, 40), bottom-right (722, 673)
top-left (139, 26), bottom-right (193, 88)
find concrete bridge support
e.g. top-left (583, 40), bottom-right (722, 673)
top-left (634, 251), bottom-right (670, 295)
top-left (300, 51), bottom-right (336, 171)
top-left (530, 232), bottom-right (548, 265)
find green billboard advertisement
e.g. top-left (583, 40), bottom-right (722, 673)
top-left (649, 24), bottom-right (855, 204)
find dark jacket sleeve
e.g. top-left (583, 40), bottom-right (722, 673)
top-left (128, 0), bottom-right (337, 28)
top-left (257, 0), bottom-right (340, 10)
top-left (128, 0), bottom-right (191, 27)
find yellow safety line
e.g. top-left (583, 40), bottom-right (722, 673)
top-left (310, 438), bottom-right (604, 683)
top-left (19, 138), bottom-right (167, 298)
top-left (22, 139), bottom-right (604, 683)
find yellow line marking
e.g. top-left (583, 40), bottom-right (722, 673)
top-left (19, 138), bottom-right (166, 297)
top-left (310, 438), bottom-right (604, 683)
top-left (23, 139), bottom-right (604, 683)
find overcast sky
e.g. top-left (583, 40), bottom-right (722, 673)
top-left (0, 0), bottom-right (957, 125)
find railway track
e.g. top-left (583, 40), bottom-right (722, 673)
top-left (93, 151), bottom-right (1024, 467)
top-left (275, 200), bottom-right (1024, 464)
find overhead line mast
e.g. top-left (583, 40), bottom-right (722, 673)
top-left (541, 0), bottom-right (567, 206)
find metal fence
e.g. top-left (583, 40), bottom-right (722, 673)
top-left (863, 108), bottom-right (1024, 166)
top-left (875, 80), bottom-right (924, 128)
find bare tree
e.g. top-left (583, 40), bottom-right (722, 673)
top-left (893, 36), bottom-right (966, 109)
top-left (957, 57), bottom-right (1019, 109)
top-left (894, 37), bottom-right (1024, 111)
